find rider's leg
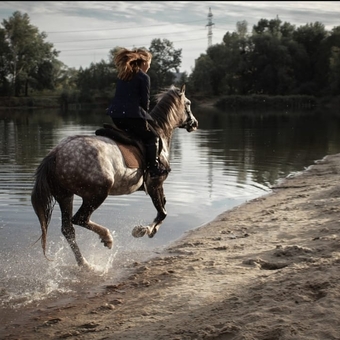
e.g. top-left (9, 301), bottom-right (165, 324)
top-left (111, 118), bottom-right (167, 178)
top-left (145, 136), bottom-right (167, 178)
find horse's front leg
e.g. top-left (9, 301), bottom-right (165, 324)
top-left (132, 184), bottom-right (167, 238)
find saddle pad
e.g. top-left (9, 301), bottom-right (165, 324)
top-left (117, 143), bottom-right (144, 169)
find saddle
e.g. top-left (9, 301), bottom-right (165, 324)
top-left (95, 123), bottom-right (146, 169)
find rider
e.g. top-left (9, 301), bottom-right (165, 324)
top-left (107, 47), bottom-right (167, 178)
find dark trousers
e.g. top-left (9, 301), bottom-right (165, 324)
top-left (111, 118), bottom-right (162, 169)
top-left (111, 118), bottom-right (158, 144)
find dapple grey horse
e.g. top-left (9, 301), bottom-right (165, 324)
top-left (31, 84), bottom-right (198, 267)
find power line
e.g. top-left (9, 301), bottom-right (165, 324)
top-left (42, 16), bottom-right (230, 66)
top-left (60, 37), bottom-right (207, 53)
top-left (46, 18), bottom-right (206, 34)
top-left (47, 21), bottom-right (215, 58)
top-left (52, 27), bottom-right (207, 44)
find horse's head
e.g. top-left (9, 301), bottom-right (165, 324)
top-left (178, 84), bottom-right (198, 132)
top-left (152, 84), bottom-right (198, 134)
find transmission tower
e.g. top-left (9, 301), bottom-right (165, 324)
top-left (206, 7), bottom-right (214, 47)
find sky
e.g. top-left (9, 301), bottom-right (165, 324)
top-left (0, 1), bottom-right (339, 74)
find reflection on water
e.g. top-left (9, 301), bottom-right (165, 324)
top-left (1, 106), bottom-right (340, 308)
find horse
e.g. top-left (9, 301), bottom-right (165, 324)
top-left (31, 84), bottom-right (198, 267)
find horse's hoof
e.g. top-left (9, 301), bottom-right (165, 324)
top-left (101, 234), bottom-right (113, 249)
top-left (82, 261), bottom-right (93, 271)
top-left (101, 239), bottom-right (113, 249)
top-left (132, 225), bottom-right (147, 238)
top-left (148, 232), bottom-right (155, 238)
top-left (148, 225), bottom-right (159, 238)
top-left (102, 240), bottom-right (113, 249)
top-left (77, 258), bottom-right (92, 270)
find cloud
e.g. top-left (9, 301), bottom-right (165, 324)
top-left (0, 1), bottom-right (338, 73)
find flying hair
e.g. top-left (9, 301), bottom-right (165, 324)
top-left (114, 47), bottom-right (152, 81)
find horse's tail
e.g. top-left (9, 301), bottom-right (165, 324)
top-left (31, 151), bottom-right (57, 259)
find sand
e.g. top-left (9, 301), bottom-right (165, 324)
top-left (2, 153), bottom-right (340, 340)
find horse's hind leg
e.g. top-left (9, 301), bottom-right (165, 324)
top-left (71, 193), bottom-right (113, 249)
top-left (58, 195), bottom-right (89, 267)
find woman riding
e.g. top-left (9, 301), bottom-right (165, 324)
top-left (107, 47), bottom-right (167, 178)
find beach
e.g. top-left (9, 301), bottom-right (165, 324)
top-left (2, 152), bottom-right (340, 340)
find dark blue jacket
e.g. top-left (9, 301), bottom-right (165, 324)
top-left (108, 70), bottom-right (153, 121)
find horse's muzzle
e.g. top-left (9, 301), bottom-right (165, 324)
top-left (186, 118), bottom-right (198, 132)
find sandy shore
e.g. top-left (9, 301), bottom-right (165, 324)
top-left (2, 153), bottom-right (340, 340)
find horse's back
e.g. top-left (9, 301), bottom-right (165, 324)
top-left (53, 135), bottom-right (143, 196)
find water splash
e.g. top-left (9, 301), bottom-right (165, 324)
top-left (0, 232), bottom-right (120, 308)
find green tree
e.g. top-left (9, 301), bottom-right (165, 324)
top-left (188, 54), bottom-right (214, 95)
top-left (280, 21), bottom-right (296, 39)
top-left (1, 11), bottom-right (59, 96)
top-left (76, 60), bottom-right (116, 102)
top-left (327, 26), bottom-right (340, 95)
top-left (222, 21), bottom-right (253, 95)
top-left (0, 27), bottom-right (11, 95)
top-left (206, 44), bottom-right (230, 95)
top-left (148, 38), bottom-right (182, 92)
top-left (53, 62), bottom-right (78, 91)
top-left (292, 22), bottom-right (327, 94)
top-left (253, 16), bottom-right (282, 38)
top-left (248, 34), bottom-right (294, 95)
top-left (190, 21), bottom-right (251, 97)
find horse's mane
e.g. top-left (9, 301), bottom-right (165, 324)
top-left (151, 85), bottom-right (184, 133)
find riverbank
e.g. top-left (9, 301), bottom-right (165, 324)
top-left (2, 153), bottom-right (340, 339)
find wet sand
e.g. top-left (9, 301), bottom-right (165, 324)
top-left (2, 153), bottom-right (340, 339)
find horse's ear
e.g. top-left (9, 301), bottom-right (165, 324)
top-left (180, 84), bottom-right (186, 94)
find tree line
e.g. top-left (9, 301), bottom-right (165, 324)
top-left (188, 17), bottom-right (340, 99)
top-left (0, 11), bottom-right (339, 106)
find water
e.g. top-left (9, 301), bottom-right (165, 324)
top-left (1, 106), bottom-right (340, 308)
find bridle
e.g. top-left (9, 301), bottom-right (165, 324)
top-left (179, 98), bottom-right (198, 132)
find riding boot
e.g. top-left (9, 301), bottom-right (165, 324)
top-left (145, 139), bottom-right (167, 178)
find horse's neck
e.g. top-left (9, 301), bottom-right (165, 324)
top-left (151, 105), bottom-right (178, 154)
top-left (156, 128), bottom-right (172, 150)
top-left (155, 128), bottom-right (173, 164)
